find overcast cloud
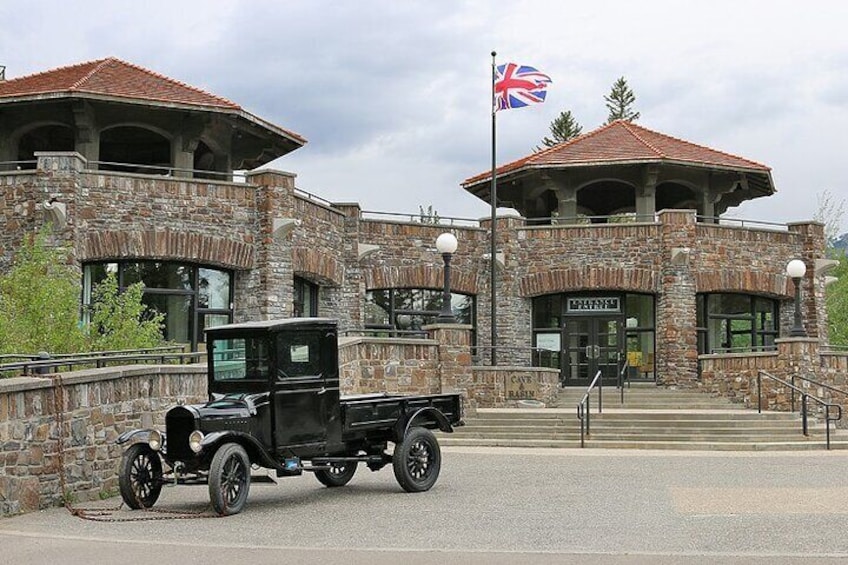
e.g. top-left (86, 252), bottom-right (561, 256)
top-left (2, 0), bottom-right (846, 232)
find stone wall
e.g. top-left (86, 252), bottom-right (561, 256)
top-left (338, 336), bottom-right (441, 395)
top-left (0, 365), bottom-right (207, 516)
top-left (468, 366), bottom-right (561, 408)
top-left (700, 339), bottom-right (848, 426)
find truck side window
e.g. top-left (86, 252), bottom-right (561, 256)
top-left (278, 333), bottom-right (321, 379)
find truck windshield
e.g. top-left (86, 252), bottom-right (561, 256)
top-left (211, 337), bottom-right (270, 382)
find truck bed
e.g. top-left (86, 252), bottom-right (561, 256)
top-left (340, 392), bottom-right (462, 435)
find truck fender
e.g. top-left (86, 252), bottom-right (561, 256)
top-left (396, 407), bottom-right (453, 442)
top-left (199, 431), bottom-right (279, 469)
top-left (116, 429), bottom-right (159, 445)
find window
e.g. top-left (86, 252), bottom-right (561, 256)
top-left (364, 288), bottom-right (475, 339)
top-left (211, 337), bottom-right (269, 382)
top-left (278, 332), bottom-right (322, 378)
top-left (82, 261), bottom-right (233, 350)
top-left (697, 293), bottom-right (778, 353)
top-left (293, 277), bottom-right (318, 317)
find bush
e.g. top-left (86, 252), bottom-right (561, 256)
top-left (0, 229), bottom-right (166, 355)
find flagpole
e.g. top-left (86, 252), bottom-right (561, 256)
top-left (490, 50), bottom-right (498, 367)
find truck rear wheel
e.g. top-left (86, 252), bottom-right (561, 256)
top-left (315, 461), bottom-right (357, 487)
top-left (209, 443), bottom-right (251, 515)
top-left (392, 427), bottom-right (441, 493)
top-left (119, 443), bottom-right (163, 509)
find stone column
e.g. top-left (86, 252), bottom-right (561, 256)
top-left (332, 202), bottom-right (364, 332)
top-left (656, 209), bottom-right (698, 386)
top-left (35, 151), bottom-right (85, 258)
top-left (787, 222), bottom-right (827, 342)
top-left (426, 324), bottom-right (474, 413)
top-left (478, 213), bottom-right (529, 366)
top-left (244, 169), bottom-right (297, 320)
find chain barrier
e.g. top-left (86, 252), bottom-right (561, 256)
top-left (50, 374), bottom-right (224, 521)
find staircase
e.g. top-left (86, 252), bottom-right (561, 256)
top-left (440, 383), bottom-right (848, 450)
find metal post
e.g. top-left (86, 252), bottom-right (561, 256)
top-left (790, 276), bottom-right (805, 337)
top-left (490, 51), bottom-right (499, 366)
top-left (757, 372), bottom-right (762, 413)
top-left (801, 394), bottom-right (808, 436)
top-left (437, 252), bottom-right (455, 323)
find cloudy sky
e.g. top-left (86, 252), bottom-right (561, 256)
top-left (2, 1), bottom-right (847, 232)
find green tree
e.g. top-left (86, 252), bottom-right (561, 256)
top-left (87, 273), bottom-right (165, 351)
top-left (0, 229), bottom-right (166, 355)
top-left (540, 110), bottom-right (583, 148)
top-left (826, 254), bottom-right (848, 346)
top-left (418, 204), bottom-right (440, 224)
top-left (0, 231), bottom-right (87, 353)
top-left (605, 76), bottom-right (640, 123)
top-left (814, 189), bottom-right (846, 254)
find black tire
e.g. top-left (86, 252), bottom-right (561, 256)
top-left (314, 461), bottom-right (358, 487)
top-left (392, 427), bottom-right (441, 493)
top-left (118, 443), bottom-right (163, 509)
top-left (208, 443), bottom-right (251, 516)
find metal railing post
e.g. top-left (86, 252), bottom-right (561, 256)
top-left (757, 372), bottom-right (762, 413)
top-left (801, 394), bottom-right (808, 436)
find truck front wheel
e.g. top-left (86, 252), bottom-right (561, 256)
top-left (119, 443), bottom-right (163, 509)
top-left (209, 443), bottom-right (251, 515)
top-left (315, 462), bottom-right (357, 487)
top-left (392, 427), bottom-right (441, 493)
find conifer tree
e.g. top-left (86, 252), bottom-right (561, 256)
top-left (605, 76), bottom-right (640, 123)
top-left (541, 110), bottom-right (583, 148)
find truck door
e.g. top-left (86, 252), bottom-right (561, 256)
top-left (272, 330), bottom-right (339, 451)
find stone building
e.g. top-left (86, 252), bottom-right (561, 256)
top-left (0, 58), bottom-right (835, 388)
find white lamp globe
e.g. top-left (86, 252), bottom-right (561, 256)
top-left (435, 232), bottom-right (458, 254)
top-left (786, 259), bottom-right (806, 279)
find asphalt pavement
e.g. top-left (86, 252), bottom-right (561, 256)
top-left (2, 446), bottom-right (848, 564)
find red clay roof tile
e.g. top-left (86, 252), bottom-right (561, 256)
top-left (463, 120), bottom-right (771, 186)
top-left (0, 57), bottom-right (241, 109)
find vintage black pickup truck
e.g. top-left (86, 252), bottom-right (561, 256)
top-left (116, 318), bottom-right (463, 515)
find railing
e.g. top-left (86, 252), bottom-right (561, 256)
top-left (696, 215), bottom-right (790, 231)
top-left (0, 349), bottom-right (205, 377)
top-left (576, 370), bottom-right (603, 448)
top-left (342, 329), bottom-right (430, 339)
top-left (617, 358), bottom-right (630, 404)
top-left (360, 210), bottom-right (481, 227)
top-left (524, 213), bottom-right (658, 225)
top-left (472, 345), bottom-right (553, 367)
top-left (0, 160), bottom-right (37, 172)
top-left (756, 370), bottom-right (842, 449)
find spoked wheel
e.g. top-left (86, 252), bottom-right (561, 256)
top-left (209, 443), bottom-right (251, 516)
top-left (392, 427), bottom-right (441, 493)
top-left (315, 461), bottom-right (358, 487)
top-left (119, 443), bottom-right (164, 509)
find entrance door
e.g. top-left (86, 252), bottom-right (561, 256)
top-left (562, 317), bottom-right (622, 386)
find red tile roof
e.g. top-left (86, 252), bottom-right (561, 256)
top-left (463, 120), bottom-right (771, 187)
top-left (0, 57), bottom-right (241, 109)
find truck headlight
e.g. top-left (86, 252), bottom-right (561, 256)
top-left (189, 430), bottom-right (205, 453)
top-left (148, 429), bottom-right (163, 452)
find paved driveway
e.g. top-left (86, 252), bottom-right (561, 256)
top-left (2, 447), bottom-right (848, 564)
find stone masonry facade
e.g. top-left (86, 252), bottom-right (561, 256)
top-left (0, 152), bottom-right (830, 387)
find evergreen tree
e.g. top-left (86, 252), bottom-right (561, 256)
top-left (541, 110), bottom-right (583, 148)
top-left (605, 76), bottom-right (640, 123)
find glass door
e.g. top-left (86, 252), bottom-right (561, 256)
top-left (562, 317), bottom-right (622, 386)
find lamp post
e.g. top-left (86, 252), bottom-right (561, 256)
top-left (435, 232), bottom-right (458, 324)
top-left (786, 259), bottom-right (807, 337)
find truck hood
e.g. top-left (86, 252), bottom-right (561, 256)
top-left (178, 392), bottom-right (269, 420)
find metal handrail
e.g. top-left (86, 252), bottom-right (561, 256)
top-left (617, 358), bottom-right (630, 404)
top-left (576, 370), bottom-right (603, 448)
top-left (757, 370), bottom-right (842, 450)
top-left (0, 351), bottom-right (206, 377)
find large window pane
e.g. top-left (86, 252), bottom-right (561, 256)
top-left (124, 261), bottom-right (193, 290)
top-left (199, 268), bottom-right (230, 309)
top-left (143, 293), bottom-right (191, 343)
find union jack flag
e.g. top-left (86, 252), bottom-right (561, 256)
top-left (494, 63), bottom-right (552, 111)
